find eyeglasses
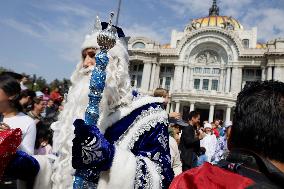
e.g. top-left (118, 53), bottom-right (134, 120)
top-left (82, 48), bottom-right (97, 60)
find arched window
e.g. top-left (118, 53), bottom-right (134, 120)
top-left (242, 39), bottom-right (249, 48)
top-left (132, 42), bottom-right (145, 49)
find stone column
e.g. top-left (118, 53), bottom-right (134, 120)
top-left (219, 68), bottom-right (225, 92)
top-left (267, 66), bottom-right (272, 80)
top-left (175, 101), bottom-right (180, 113)
top-left (182, 66), bottom-right (188, 90)
top-left (141, 61), bottom-right (152, 92)
top-left (154, 64), bottom-right (160, 89)
top-left (231, 67), bottom-right (242, 94)
top-left (188, 67), bottom-right (194, 90)
top-left (170, 77), bottom-right (174, 92)
top-left (225, 67), bottom-right (231, 93)
top-left (173, 65), bottom-right (183, 91)
top-left (189, 102), bottom-right (195, 112)
top-left (149, 63), bottom-right (156, 91)
top-left (162, 77), bottom-right (166, 88)
top-left (225, 106), bottom-right (231, 123)
top-left (261, 67), bottom-right (266, 81)
top-left (209, 103), bottom-right (215, 123)
top-left (273, 66), bottom-right (283, 82)
top-left (208, 79), bottom-right (212, 91)
top-left (170, 102), bottom-right (174, 113)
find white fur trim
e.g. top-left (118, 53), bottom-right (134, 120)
top-left (97, 147), bottom-right (136, 189)
top-left (81, 32), bottom-right (100, 50)
top-left (117, 106), bottom-right (168, 150)
top-left (143, 157), bottom-right (161, 189)
top-left (98, 96), bottom-right (165, 133)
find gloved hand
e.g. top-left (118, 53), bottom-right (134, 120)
top-left (72, 119), bottom-right (115, 171)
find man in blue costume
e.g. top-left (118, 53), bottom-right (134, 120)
top-left (52, 15), bottom-right (174, 189)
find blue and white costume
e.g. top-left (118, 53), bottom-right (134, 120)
top-left (72, 20), bottom-right (174, 188)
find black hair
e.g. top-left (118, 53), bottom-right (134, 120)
top-left (230, 80), bottom-right (284, 162)
top-left (0, 75), bottom-right (22, 112)
top-left (186, 111), bottom-right (200, 121)
top-left (0, 71), bottom-right (23, 80)
top-left (20, 89), bottom-right (36, 99)
top-left (35, 121), bottom-right (53, 149)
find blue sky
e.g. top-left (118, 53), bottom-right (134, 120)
top-left (0, 0), bottom-right (284, 82)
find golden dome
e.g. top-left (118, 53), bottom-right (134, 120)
top-left (188, 16), bottom-right (243, 31)
top-left (186, 1), bottom-right (243, 31)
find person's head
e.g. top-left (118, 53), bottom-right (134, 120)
top-left (32, 97), bottom-right (46, 114)
top-left (35, 121), bottom-right (52, 149)
top-left (154, 88), bottom-right (169, 103)
top-left (169, 124), bottom-right (181, 135)
top-left (204, 123), bottom-right (212, 134)
top-left (54, 87), bottom-right (59, 92)
top-left (43, 87), bottom-right (50, 95)
top-left (214, 119), bottom-right (220, 127)
top-left (47, 99), bottom-right (54, 107)
top-left (230, 80), bottom-right (284, 163)
top-left (0, 75), bottom-right (22, 113)
top-left (66, 29), bottom-right (132, 131)
top-left (21, 75), bottom-right (28, 84)
top-left (187, 111), bottom-right (200, 126)
top-left (211, 122), bottom-right (217, 129)
top-left (19, 89), bottom-right (36, 107)
top-left (1, 71), bottom-right (23, 83)
top-left (82, 47), bottom-right (98, 70)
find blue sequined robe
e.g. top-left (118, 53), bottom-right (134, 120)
top-left (95, 94), bottom-right (174, 189)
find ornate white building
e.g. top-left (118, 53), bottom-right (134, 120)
top-left (127, 0), bottom-right (284, 123)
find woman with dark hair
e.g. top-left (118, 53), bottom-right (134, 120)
top-left (27, 97), bottom-right (46, 124)
top-left (0, 75), bottom-right (36, 155)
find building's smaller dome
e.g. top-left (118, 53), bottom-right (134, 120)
top-left (256, 43), bottom-right (267, 49)
top-left (161, 44), bottom-right (171, 49)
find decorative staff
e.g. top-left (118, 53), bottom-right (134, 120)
top-left (73, 12), bottom-right (117, 189)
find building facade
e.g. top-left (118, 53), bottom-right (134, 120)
top-left (128, 0), bottom-right (284, 123)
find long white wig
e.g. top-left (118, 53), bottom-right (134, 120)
top-left (51, 32), bottom-right (132, 188)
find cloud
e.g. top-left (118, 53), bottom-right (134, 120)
top-left (31, 2), bottom-right (96, 18)
top-left (124, 23), bottom-right (169, 43)
top-left (160, 0), bottom-right (253, 18)
top-left (23, 62), bottom-right (39, 70)
top-left (160, 0), bottom-right (210, 17)
top-left (1, 19), bottom-right (42, 38)
top-left (2, 16), bottom-right (93, 63)
top-left (241, 8), bottom-right (284, 41)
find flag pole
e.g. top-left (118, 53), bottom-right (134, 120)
top-left (115, 0), bottom-right (122, 26)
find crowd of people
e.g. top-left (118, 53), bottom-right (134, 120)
top-left (0, 72), bottom-right (64, 157)
top-left (0, 19), bottom-right (283, 189)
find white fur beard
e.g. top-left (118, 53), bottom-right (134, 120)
top-left (51, 71), bottom-right (91, 189)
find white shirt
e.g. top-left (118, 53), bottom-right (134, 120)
top-left (3, 112), bottom-right (36, 155)
top-left (169, 136), bottom-right (182, 176)
top-left (200, 133), bottom-right (217, 162)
